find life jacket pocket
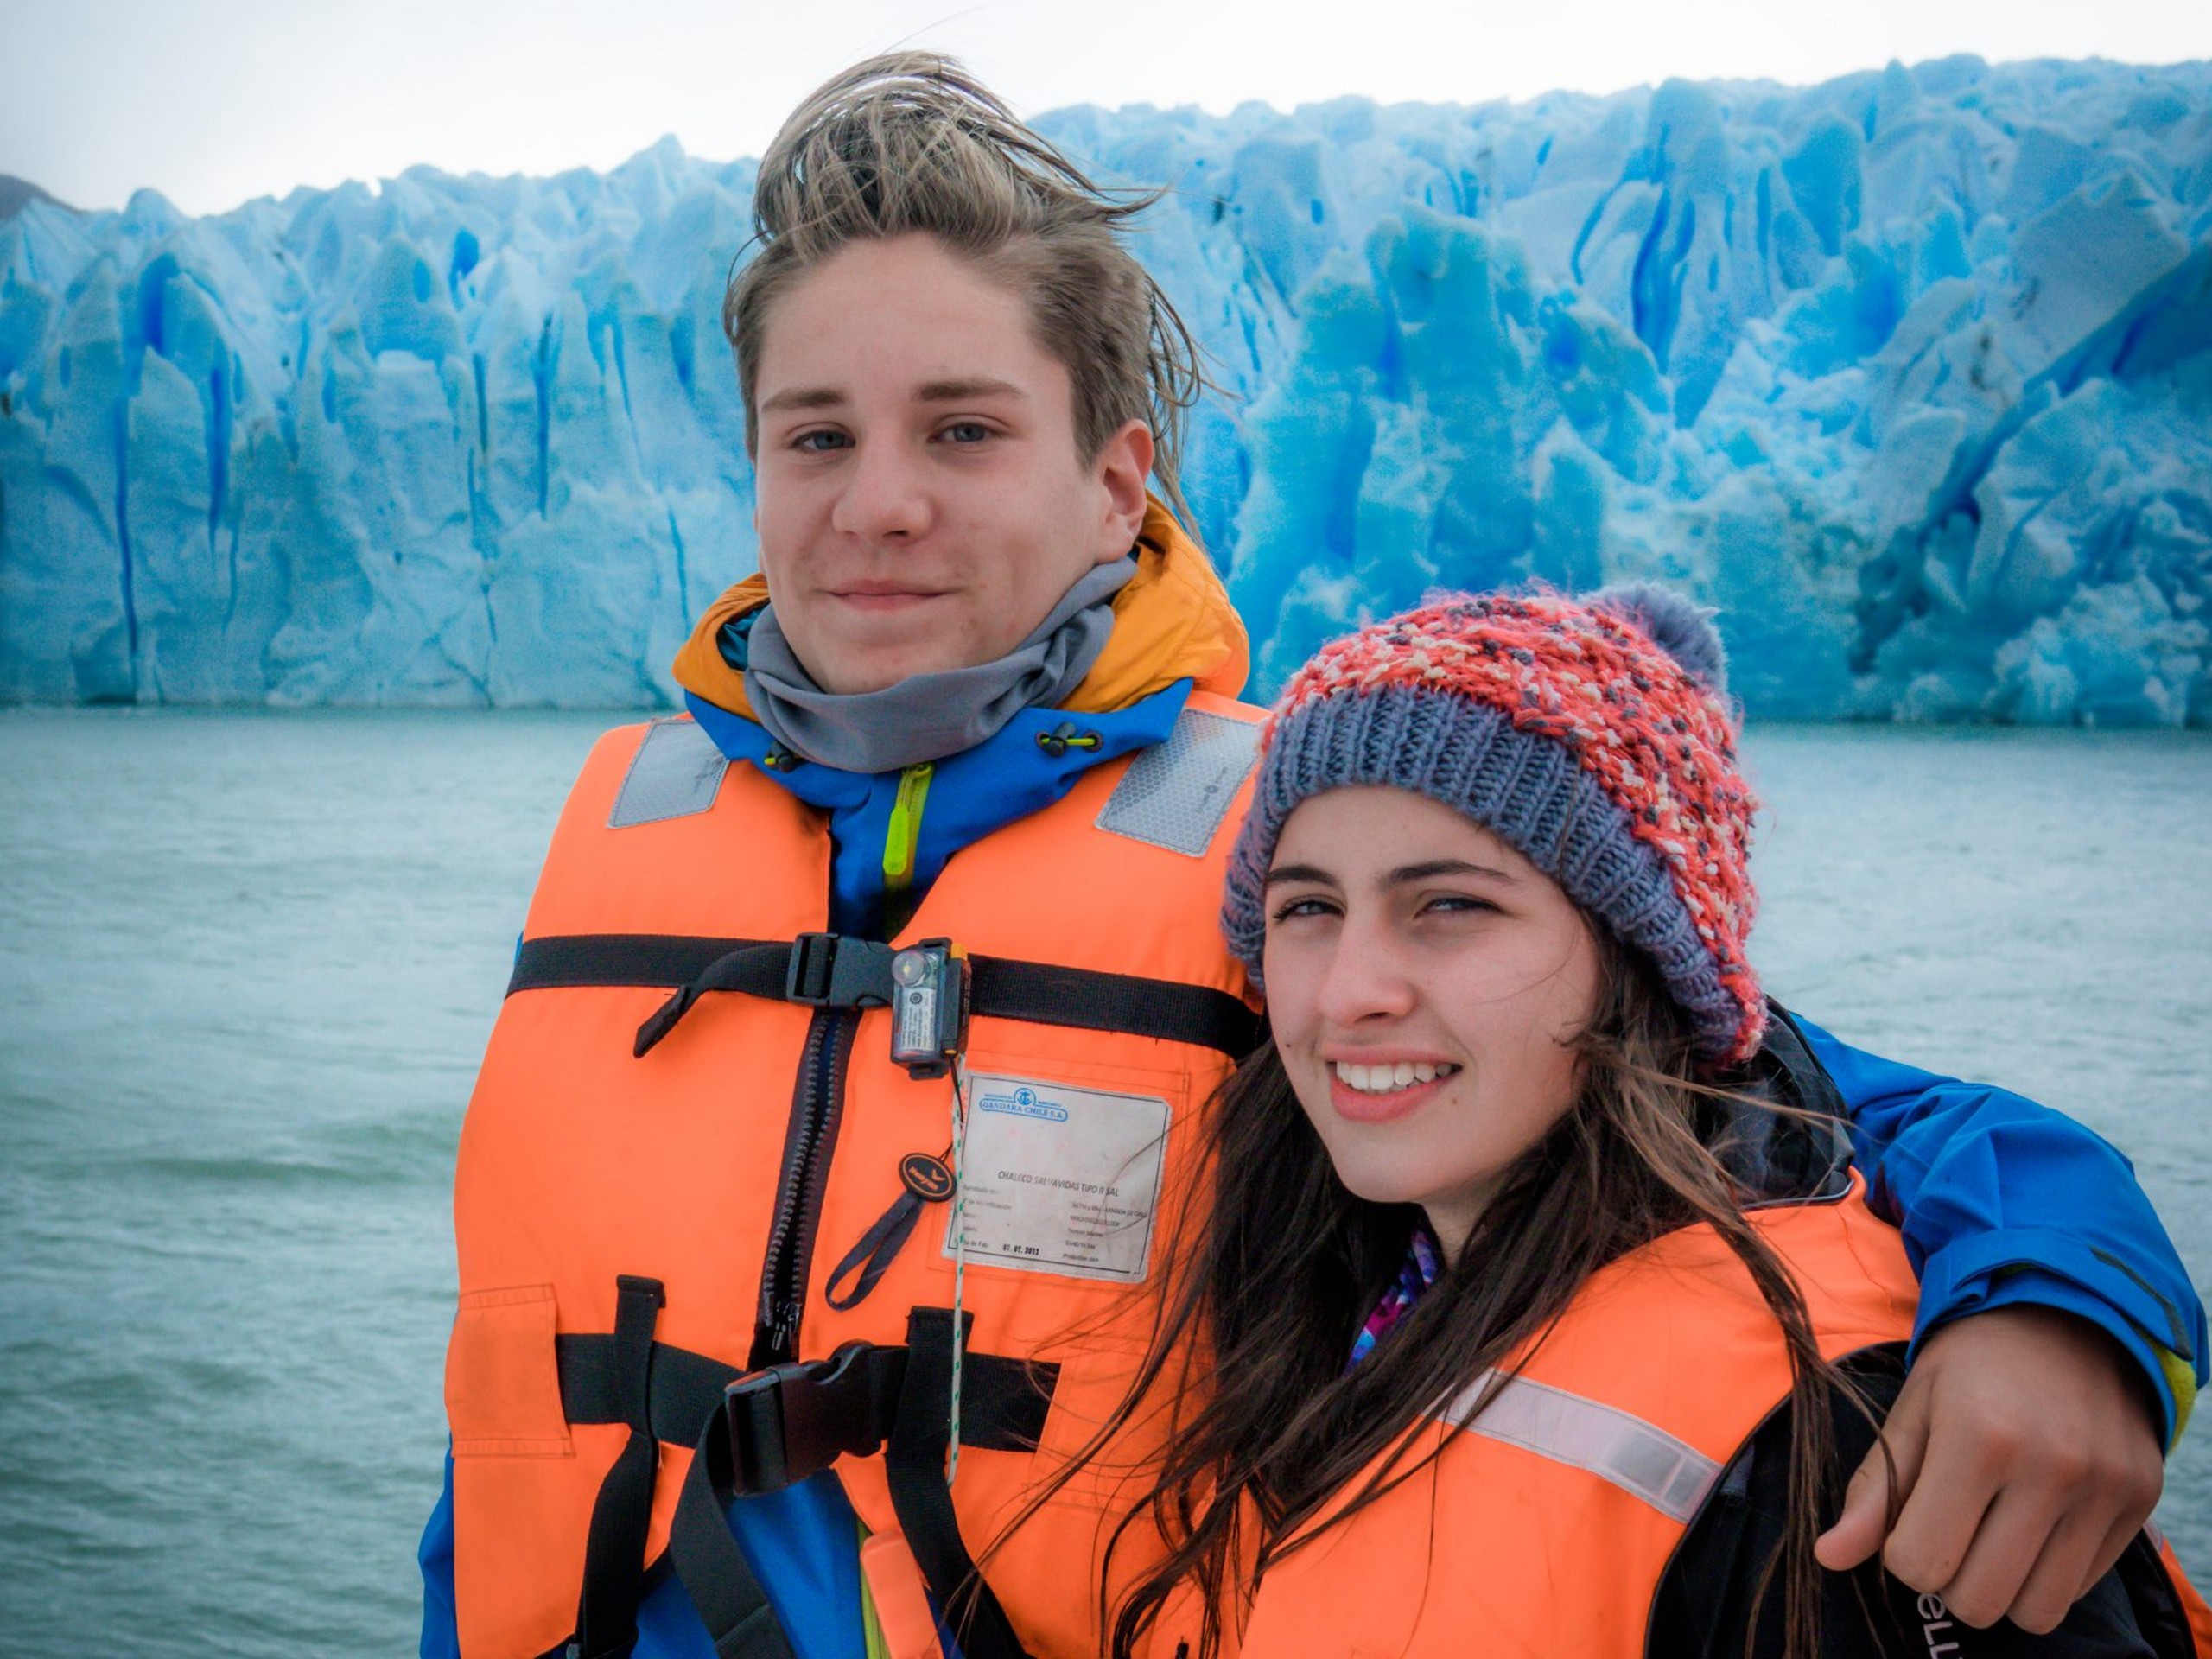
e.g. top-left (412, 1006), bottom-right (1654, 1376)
top-left (1023, 1331), bottom-right (1158, 1514)
top-left (444, 1282), bottom-right (574, 1458)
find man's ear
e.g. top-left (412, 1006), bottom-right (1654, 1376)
top-left (1090, 419), bottom-right (1157, 564)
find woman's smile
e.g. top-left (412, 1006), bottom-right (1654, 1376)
top-left (1326, 1057), bottom-right (1465, 1122)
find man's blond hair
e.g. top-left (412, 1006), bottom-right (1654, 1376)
top-left (725, 53), bottom-right (1205, 527)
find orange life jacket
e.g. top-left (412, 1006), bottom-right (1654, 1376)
top-left (2152, 1529), bottom-right (2212, 1655)
top-left (1154, 1185), bottom-right (2209, 1659)
top-left (443, 690), bottom-right (1267, 1659)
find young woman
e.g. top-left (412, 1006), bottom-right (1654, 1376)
top-left (1072, 587), bottom-right (2209, 1659)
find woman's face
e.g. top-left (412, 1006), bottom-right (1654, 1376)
top-left (1262, 786), bottom-right (1604, 1261)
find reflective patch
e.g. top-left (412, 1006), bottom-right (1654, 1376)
top-left (1096, 708), bottom-right (1262, 857)
top-left (608, 718), bottom-right (729, 828)
top-left (1435, 1370), bottom-right (1723, 1523)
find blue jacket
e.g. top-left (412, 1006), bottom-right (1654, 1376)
top-left (419, 694), bottom-right (2204, 1659)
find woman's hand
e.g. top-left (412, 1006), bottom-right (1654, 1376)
top-left (1814, 1304), bottom-right (2168, 1631)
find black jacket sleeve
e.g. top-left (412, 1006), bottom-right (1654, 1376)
top-left (1648, 1347), bottom-right (2167, 1659)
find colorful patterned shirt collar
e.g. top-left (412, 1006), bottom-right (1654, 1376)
top-left (1346, 1225), bottom-right (1441, 1369)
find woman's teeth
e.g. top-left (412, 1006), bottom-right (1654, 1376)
top-left (1332, 1060), bottom-right (1459, 1094)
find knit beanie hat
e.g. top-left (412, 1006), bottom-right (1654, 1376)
top-left (1221, 586), bottom-right (1764, 1068)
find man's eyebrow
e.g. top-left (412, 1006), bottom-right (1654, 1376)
top-left (758, 385), bottom-right (846, 415)
top-left (758, 378), bottom-right (1025, 416)
top-left (915, 377), bottom-right (1025, 403)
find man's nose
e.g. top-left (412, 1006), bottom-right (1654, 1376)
top-left (830, 441), bottom-right (931, 543)
top-left (1314, 916), bottom-right (1419, 1027)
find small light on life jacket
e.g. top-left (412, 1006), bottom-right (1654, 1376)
top-left (889, 939), bottom-right (969, 1079)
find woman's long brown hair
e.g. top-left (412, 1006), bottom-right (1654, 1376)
top-left (1015, 932), bottom-right (1869, 1659)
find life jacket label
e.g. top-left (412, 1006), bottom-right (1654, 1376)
top-left (945, 1072), bottom-right (1171, 1283)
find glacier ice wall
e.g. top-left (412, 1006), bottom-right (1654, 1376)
top-left (3, 57), bottom-right (2209, 721)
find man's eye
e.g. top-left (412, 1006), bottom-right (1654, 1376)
top-left (939, 422), bottom-right (993, 444)
top-left (792, 429), bottom-right (851, 453)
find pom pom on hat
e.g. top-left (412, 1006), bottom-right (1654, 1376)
top-left (1591, 582), bottom-right (1730, 696)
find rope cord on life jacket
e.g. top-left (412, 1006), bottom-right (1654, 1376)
top-left (948, 1063), bottom-right (974, 1485)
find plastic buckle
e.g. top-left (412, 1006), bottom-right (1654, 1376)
top-left (785, 932), bottom-right (840, 1006)
top-left (722, 1341), bottom-right (905, 1495)
top-left (784, 933), bottom-right (898, 1011)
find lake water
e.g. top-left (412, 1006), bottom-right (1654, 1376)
top-left (1, 710), bottom-right (2208, 1656)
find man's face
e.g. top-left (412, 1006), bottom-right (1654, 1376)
top-left (749, 233), bottom-right (1150, 695)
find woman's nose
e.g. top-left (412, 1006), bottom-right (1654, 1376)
top-left (1314, 917), bottom-right (1419, 1027)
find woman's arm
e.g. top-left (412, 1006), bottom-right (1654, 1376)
top-left (1796, 1013), bottom-right (2202, 1630)
top-left (1803, 1015), bottom-right (2201, 1439)
top-left (1652, 1351), bottom-right (2165, 1658)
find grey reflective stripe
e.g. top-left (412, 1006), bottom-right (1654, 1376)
top-left (608, 718), bottom-right (730, 828)
top-left (1096, 707), bottom-right (1262, 857)
top-left (1435, 1370), bottom-right (1723, 1524)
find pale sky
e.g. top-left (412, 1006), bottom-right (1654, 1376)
top-left (5, 0), bottom-right (2209, 216)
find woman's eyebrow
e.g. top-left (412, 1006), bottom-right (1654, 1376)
top-left (1262, 861), bottom-right (1336, 888)
top-left (1387, 859), bottom-right (1517, 886)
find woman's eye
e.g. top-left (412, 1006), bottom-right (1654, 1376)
top-left (1270, 895), bottom-right (1337, 924)
top-left (1422, 893), bottom-right (1497, 918)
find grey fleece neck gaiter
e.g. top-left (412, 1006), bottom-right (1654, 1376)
top-left (741, 556), bottom-right (1135, 773)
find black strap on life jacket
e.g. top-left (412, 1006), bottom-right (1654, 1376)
top-left (660, 1327), bottom-right (1056, 1659)
top-left (505, 931), bottom-right (1263, 1062)
top-left (822, 1147), bottom-right (950, 1313)
top-left (557, 1333), bottom-right (760, 1444)
top-left (569, 1274), bottom-right (668, 1659)
top-left (666, 1414), bottom-right (796, 1659)
top-left (884, 1306), bottom-right (1035, 1659)
top-left (555, 1330), bottom-right (1058, 1463)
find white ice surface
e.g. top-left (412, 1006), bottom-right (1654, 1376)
top-left (2, 58), bottom-right (2207, 720)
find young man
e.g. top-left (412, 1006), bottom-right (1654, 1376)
top-left (421, 54), bottom-right (2202, 1659)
